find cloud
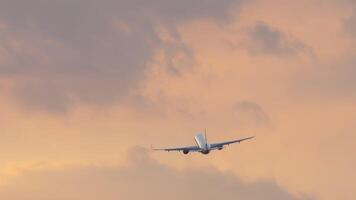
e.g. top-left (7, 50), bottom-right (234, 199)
top-left (345, 13), bottom-right (356, 37)
top-left (234, 101), bottom-right (271, 128)
top-left (13, 80), bottom-right (74, 113)
top-left (242, 21), bottom-right (311, 56)
top-left (344, 1), bottom-right (356, 37)
top-left (0, 0), bottom-right (239, 113)
top-left (0, 147), bottom-right (311, 200)
top-left (294, 58), bottom-right (356, 98)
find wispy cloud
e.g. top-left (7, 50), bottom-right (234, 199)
top-left (241, 21), bottom-right (313, 56)
top-left (0, 147), bottom-right (311, 200)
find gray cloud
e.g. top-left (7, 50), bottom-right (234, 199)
top-left (0, 0), bottom-right (239, 112)
top-left (160, 41), bottom-right (196, 76)
top-left (295, 58), bottom-right (356, 99)
top-left (242, 21), bottom-right (311, 56)
top-left (345, 13), bottom-right (356, 37)
top-left (0, 147), bottom-right (311, 200)
top-left (234, 101), bottom-right (271, 128)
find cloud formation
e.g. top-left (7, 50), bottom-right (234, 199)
top-left (242, 22), bottom-right (310, 56)
top-left (0, 147), bottom-right (310, 200)
top-left (0, 0), bottom-right (239, 112)
top-left (295, 58), bottom-right (356, 98)
top-left (234, 101), bottom-right (271, 128)
top-left (345, 14), bottom-right (356, 37)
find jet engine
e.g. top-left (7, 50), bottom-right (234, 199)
top-left (201, 150), bottom-right (210, 154)
top-left (183, 149), bottom-right (189, 154)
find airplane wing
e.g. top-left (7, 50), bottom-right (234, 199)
top-left (151, 145), bottom-right (200, 152)
top-left (210, 136), bottom-right (254, 149)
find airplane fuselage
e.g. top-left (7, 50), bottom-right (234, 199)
top-left (194, 133), bottom-right (211, 154)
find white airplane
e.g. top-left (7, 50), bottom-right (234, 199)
top-left (152, 131), bottom-right (254, 155)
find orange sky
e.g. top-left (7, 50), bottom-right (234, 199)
top-left (0, 0), bottom-right (355, 199)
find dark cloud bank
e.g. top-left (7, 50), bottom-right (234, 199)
top-left (0, 0), bottom-right (238, 112)
top-left (0, 147), bottom-right (312, 200)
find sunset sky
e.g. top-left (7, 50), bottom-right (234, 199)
top-left (0, 0), bottom-right (355, 199)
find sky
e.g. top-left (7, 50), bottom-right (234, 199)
top-left (0, 0), bottom-right (355, 199)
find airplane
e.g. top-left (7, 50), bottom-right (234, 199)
top-left (152, 131), bottom-right (254, 155)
